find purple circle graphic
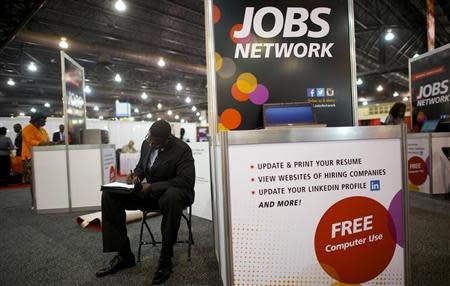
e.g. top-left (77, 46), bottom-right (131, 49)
top-left (237, 33), bottom-right (256, 44)
top-left (388, 190), bottom-right (404, 248)
top-left (249, 84), bottom-right (269, 105)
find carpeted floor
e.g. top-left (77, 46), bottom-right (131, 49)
top-left (0, 187), bottom-right (449, 285)
top-left (0, 187), bottom-right (221, 286)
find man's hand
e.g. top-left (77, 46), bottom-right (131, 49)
top-left (126, 174), bottom-right (140, 184)
top-left (139, 183), bottom-right (151, 193)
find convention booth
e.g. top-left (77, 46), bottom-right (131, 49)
top-left (205, 0), bottom-right (409, 285)
top-left (408, 43), bottom-right (450, 195)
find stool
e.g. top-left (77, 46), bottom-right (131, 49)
top-left (137, 205), bottom-right (194, 262)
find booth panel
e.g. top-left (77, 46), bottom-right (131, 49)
top-left (407, 134), bottom-right (431, 193)
top-left (431, 134), bottom-right (450, 194)
top-left (69, 149), bottom-right (102, 208)
top-left (215, 144), bottom-right (228, 286)
top-left (190, 142), bottom-right (212, 220)
top-left (33, 149), bottom-right (69, 210)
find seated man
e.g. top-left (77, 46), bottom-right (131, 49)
top-left (96, 120), bottom-right (195, 285)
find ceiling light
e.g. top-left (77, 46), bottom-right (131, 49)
top-left (134, 108), bottom-right (139, 113)
top-left (413, 53), bottom-right (420, 58)
top-left (114, 0), bottom-right (127, 12)
top-left (393, 91), bottom-right (399, 97)
top-left (181, 119), bottom-right (186, 123)
top-left (19, 112), bottom-right (25, 116)
top-left (7, 78), bottom-right (15, 86)
top-left (146, 113), bottom-right (152, 119)
top-left (28, 62), bottom-right (37, 72)
top-left (403, 97), bottom-right (408, 102)
top-left (59, 37), bottom-right (69, 49)
top-left (176, 83), bottom-right (182, 91)
top-left (362, 101), bottom-right (368, 106)
top-left (99, 116), bottom-right (104, 120)
top-left (196, 112), bottom-right (200, 116)
top-left (94, 105), bottom-right (99, 111)
top-left (167, 110), bottom-right (173, 116)
top-left (44, 102), bottom-right (50, 108)
top-left (158, 58), bottom-right (166, 67)
top-left (157, 117), bottom-right (161, 121)
top-left (185, 97), bottom-right (191, 103)
top-left (376, 85), bottom-right (384, 92)
top-left (114, 73), bottom-right (122, 82)
top-left (85, 85), bottom-right (92, 94)
top-left (191, 106), bottom-right (197, 112)
top-left (384, 29), bottom-right (395, 41)
top-left (356, 78), bottom-right (363, 86)
top-left (141, 92), bottom-right (148, 100)
top-left (30, 107), bottom-right (36, 113)
top-left (157, 103), bottom-right (163, 109)
top-left (199, 116), bottom-right (203, 120)
top-left (175, 115), bottom-right (180, 120)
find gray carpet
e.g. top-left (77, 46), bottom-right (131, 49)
top-left (0, 188), bottom-right (221, 285)
top-left (0, 188), bottom-right (449, 285)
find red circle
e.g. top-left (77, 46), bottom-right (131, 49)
top-left (229, 24), bottom-right (243, 44)
top-left (220, 108), bottom-right (242, 129)
top-left (213, 5), bottom-right (221, 24)
top-left (231, 83), bottom-right (249, 102)
top-left (408, 156), bottom-right (427, 186)
top-left (109, 166), bottom-right (117, 182)
top-left (315, 196), bottom-right (396, 284)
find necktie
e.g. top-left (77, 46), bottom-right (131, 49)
top-left (148, 149), bottom-right (159, 170)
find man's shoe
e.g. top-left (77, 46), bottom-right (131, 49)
top-left (152, 259), bottom-right (173, 285)
top-left (95, 254), bottom-right (136, 277)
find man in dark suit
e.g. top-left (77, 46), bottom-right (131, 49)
top-left (96, 120), bottom-right (195, 285)
top-left (52, 124), bottom-right (65, 144)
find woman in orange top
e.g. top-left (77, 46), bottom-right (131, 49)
top-left (21, 113), bottom-right (50, 206)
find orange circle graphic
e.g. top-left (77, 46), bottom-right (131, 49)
top-left (315, 196), bottom-right (396, 284)
top-left (231, 83), bottom-right (249, 102)
top-left (229, 24), bottom-right (243, 44)
top-left (213, 5), bottom-right (221, 24)
top-left (220, 108), bottom-right (242, 129)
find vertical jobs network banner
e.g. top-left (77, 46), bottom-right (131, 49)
top-left (228, 139), bottom-right (405, 285)
top-left (213, 0), bottom-right (355, 130)
top-left (62, 52), bottom-right (86, 144)
top-left (411, 45), bottom-right (450, 126)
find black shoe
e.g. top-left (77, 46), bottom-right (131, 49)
top-left (152, 259), bottom-right (173, 285)
top-left (96, 254), bottom-right (136, 277)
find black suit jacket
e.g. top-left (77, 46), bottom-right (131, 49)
top-left (134, 136), bottom-right (195, 204)
top-left (52, 132), bottom-right (64, 143)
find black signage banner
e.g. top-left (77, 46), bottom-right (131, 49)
top-left (410, 44), bottom-right (450, 130)
top-left (61, 52), bottom-right (86, 144)
top-left (213, 0), bottom-right (356, 130)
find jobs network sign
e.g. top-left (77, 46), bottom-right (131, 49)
top-left (213, 0), bottom-right (355, 130)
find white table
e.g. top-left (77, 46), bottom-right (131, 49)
top-left (120, 153), bottom-right (140, 175)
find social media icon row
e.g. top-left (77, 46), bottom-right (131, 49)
top-left (307, 88), bottom-right (334, 97)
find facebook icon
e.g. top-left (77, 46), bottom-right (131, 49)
top-left (370, 180), bottom-right (381, 191)
top-left (307, 88), bottom-right (315, 97)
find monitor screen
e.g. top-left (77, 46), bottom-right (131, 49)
top-left (264, 103), bottom-right (315, 127)
top-left (115, 101), bottom-right (131, 117)
top-left (420, 119), bottom-right (440, 132)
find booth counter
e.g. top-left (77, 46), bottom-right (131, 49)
top-left (32, 144), bottom-right (116, 213)
top-left (407, 132), bottom-right (450, 194)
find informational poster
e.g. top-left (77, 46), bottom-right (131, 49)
top-left (228, 139), bottom-right (405, 285)
top-left (102, 148), bottom-right (117, 184)
top-left (61, 51), bottom-right (86, 144)
top-left (189, 142), bottom-right (212, 220)
top-left (410, 44), bottom-right (450, 128)
top-left (407, 136), bottom-right (431, 193)
top-left (213, 0), bottom-right (356, 130)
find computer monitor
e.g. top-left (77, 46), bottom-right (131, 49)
top-left (263, 102), bottom-right (316, 128)
top-left (420, 119), bottom-right (440, 133)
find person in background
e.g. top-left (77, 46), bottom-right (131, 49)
top-left (22, 113), bottom-right (50, 205)
top-left (0, 127), bottom-right (14, 186)
top-left (13, 124), bottom-right (22, 157)
top-left (179, 128), bottom-right (190, 143)
top-left (52, 124), bottom-right (65, 144)
top-left (384, 102), bottom-right (406, 125)
top-left (121, 140), bottom-right (137, 153)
